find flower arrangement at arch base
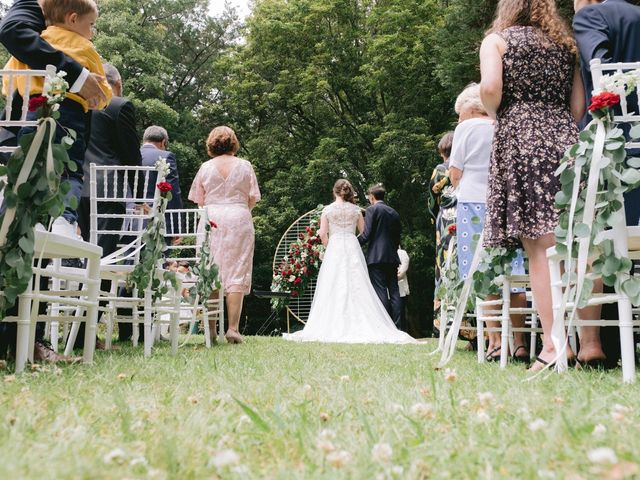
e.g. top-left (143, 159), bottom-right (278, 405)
top-left (271, 205), bottom-right (325, 310)
top-left (0, 69), bottom-right (76, 317)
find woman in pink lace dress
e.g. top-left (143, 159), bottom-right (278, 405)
top-left (188, 126), bottom-right (261, 344)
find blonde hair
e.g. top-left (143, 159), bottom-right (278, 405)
top-left (333, 179), bottom-right (356, 204)
top-left (206, 126), bottom-right (240, 157)
top-left (488, 0), bottom-right (576, 54)
top-left (41, 0), bottom-right (98, 25)
top-left (455, 83), bottom-right (486, 116)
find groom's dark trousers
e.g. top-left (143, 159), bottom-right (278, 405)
top-left (358, 200), bottom-right (404, 330)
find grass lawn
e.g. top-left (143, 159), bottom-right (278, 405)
top-left (0, 337), bottom-right (639, 479)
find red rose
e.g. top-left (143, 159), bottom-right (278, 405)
top-left (588, 92), bottom-right (621, 112)
top-left (28, 95), bottom-right (47, 112)
top-left (209, 220), bottom-right (218, 229)
top-left (447, 224), bottom-right (457, 235)
top-left (157, 181), bottom-right (173, 193)
top-left (291, 291), bottom-right (299, 298)
top-left (294, 277), bottom-right (302, 285)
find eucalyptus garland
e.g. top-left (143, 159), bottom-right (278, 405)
top-left (0, 71), bottom-right (75, 317)
top-left (188, 218), bottom-right (221, 307)
top-left (126, 161), bottom-right (178, 303)
top-left (554, 87), bottom-right (640, 307)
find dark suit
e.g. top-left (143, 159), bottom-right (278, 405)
top-left (74, 97), bottom-right (142, 347)
top-left (573, 0), bottom-right (640, 367)
top-left (140, 144), bottom-right (183, 240)
top-left (358, 201), bottom-right (404, 329)
top-left (574, 0), bottom-right (640, 225)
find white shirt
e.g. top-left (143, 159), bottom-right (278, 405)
top-left (449, 117), bottom-right (494, 204)
top-left (397, 249), bottom-right (410, 297)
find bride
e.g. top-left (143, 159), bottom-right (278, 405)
top-left (283, 179), bottom-right (417, 344)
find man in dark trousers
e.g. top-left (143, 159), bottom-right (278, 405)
top-left (0, 0), bottom-right (106, 362)
top-left (358, 184), bottom-right (404, 330)
top-left (573, 0), bottom-right (640, 368)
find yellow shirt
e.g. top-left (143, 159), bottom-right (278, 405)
top-left (3, 25), bottom-right (112, 112)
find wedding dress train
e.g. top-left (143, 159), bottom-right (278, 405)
top-left (283, 202), bottom-right (417, 344)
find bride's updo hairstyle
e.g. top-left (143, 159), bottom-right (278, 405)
top-left (207, 126), bottom-right (240, 157)
top-left (333, 179), bottom-right (356, 204)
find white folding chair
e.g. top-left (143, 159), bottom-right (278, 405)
top-left (158, 208), bottom-right (225, 349)
top-left (547, 59), bottom-right (640, 383)
top-left (0, 66), bottom-right (102, 372)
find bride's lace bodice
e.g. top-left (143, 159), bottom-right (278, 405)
top-left (324, 202), bottom-right (362, 235)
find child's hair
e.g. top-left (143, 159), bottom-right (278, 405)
top-left (41, 0), bottom-right (98, 25)
top-left (438, 131), bottom-right (454, 159)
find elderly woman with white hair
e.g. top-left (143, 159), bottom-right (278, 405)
top-left (449, 83), bottom-right (529, 363)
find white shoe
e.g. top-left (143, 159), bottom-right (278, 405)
top-left (51, 217), bottom-right (79, 238)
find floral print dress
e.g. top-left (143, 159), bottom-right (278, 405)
top-left (428, 162), bottom-right (457, 321)
top-left (484, 26), bottom-right (578, 249)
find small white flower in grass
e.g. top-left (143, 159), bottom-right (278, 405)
top-left (302, 384), bottom-right (312, 396)
top-left (340, 375), bottom-right (350, 382)
top-left (316, 439), bottom-right (335, 454)
top-left (611, 404), bottom-right (631, 422)
top-left (475, 409), bottom-right (490, 423)
top-left (410, 402), bottom-right (435, 419)
top-left (187, 396), bottom-right (199, 405)
top-left (477, 391), bottom-right (494, 406)
top-left (459, 399), bottom-right (470, 408)
top-left (444, 368), bottom-right (458, 382)
top-left (319, 412), bottom-right (330, 422)
top-left (208, 449), bottom-right (240, 469)
top-left (326, 449), bottom-right (351, 468)
top-left (103, 448), bottom-right (126, 464)
top-left (371, 443), bottom-right (393, 464)
top-left (238, 414), bottom-right (251, 426)
top-left (537, 469), bottom-right (556, 479)
top-left (319, 428), bottom-right (336, 440)
top-left (130, 456), bottom-right (148, 468)
top-left (391, 465), bottom-right (404, 476)
top-left (587, 447), bottom-right (618, 465)
top-left (528, 418), bottom-right (547, 432)
top-left (593, 424), bottom-right (607, 436)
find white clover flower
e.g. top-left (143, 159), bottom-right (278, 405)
top-left (103, 447), bottom-right (126, 464)
top-left (326, 449), bottom-right (351, 468)
top-left (316, 439), bottom-right (335, 454)
top-left (410, 402), bottom-right (435, 419)
top-left (238, 414), bottom-right (251, 426)
top-left (371, 443), bottom-right (393, 464)
top-left (302, 384), bottom-right (312, 397)
top-left (340, 375), bottom-right (350, 382)
top-left (611, 404), bottom-right (632, 422)
top-left (459, 399), bottom-right (470, 408)
top-left (444, 368), bottom-right (458, 382)
top-left (593, 424), bottom-right (607, 436)
top-left (587, 447), bottom-right (618, 464)
top-left (475, 409), bottom-right (490, 423)
top-left (477, 391), bottom-right (495, 405)
top-left (208, 449), bottom-right (240, 469)
top-left (130, 456), bottom-right (148, 468)
top-left (319, 428), bottom-right (336, 441)
top-left (528, 418), bottom-right (547, 432)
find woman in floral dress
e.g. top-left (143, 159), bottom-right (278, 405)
top-left (428, 132), bottom-right (456, 328)
top-left (480, 0), bottom-right (585, 370)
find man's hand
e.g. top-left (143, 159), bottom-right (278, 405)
top-left (79, 73), bottom-right (107, 109)
top-left (171, 236), bottom-right (183, 246)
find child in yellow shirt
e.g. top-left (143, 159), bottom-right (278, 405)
top-left (3, 0), bottom-right (112, 232)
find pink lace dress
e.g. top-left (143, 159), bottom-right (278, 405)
top-left (188, 158), bottom-right (261, 295)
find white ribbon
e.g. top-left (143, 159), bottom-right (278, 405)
top-left (0, 117), bottom-right (57, 249)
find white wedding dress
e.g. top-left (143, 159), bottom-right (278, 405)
top-left (283, 201), bottom-right (417, 344)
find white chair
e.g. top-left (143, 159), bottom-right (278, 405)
top-left (0, 66), bottom-right (102, 372)
top-left (158, 208), bottom-right (225, 348)
top-left (547, 59), bottom-right (640, 383)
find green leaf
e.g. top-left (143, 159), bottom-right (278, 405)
top-left (622, 277), bottom-right (640, 301)
top-left (629, 123), bottom-right (640, 139)
top-left (627, 157), bottom-right (640, 169)
top-left (621, 168), bottom-right (640, 185)
top-left (18, 236), bottom-right (34, 254)
top-left (574, 223), bottom-right (590, 238)
top-left (232, 398), bottom-right (271, 432)
top-left (605, 141), bottom-right (624, 151)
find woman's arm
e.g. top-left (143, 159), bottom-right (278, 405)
top-left (571, 65), bottom-right (586, 122)
top-left (449, 166), bottom-right (463, 188)
top-left (479, 33), bottom-right (505, 119)
top-left (357, 211), bottom-right (365, 234)
top-left (319, 213), bottom-right (329, 246)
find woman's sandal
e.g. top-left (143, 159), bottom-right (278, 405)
top-left (485, 346), bottom-right (501, 362)
top-left (511, 345), bottom-right (530, 364)
top-left (528, 355), bottom-right (556, 372)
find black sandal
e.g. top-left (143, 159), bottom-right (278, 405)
top-left (511, 345), bottom-right (530, 364)
top-left (529, 355), bottom-right (556, 372)
top-left (485, 346), bottom-right (501, 362)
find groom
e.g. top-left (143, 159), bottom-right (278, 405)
top-left (358, 184), bottom-right (405, 331)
